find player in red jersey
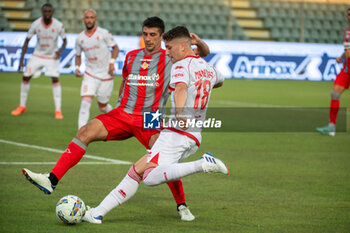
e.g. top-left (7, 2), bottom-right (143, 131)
top-left (12, 3), bottom-right (67, 119)
top-left (317, 8), bottom-right (350, 136)
top-left (22, 17), bottom-right (209, 221)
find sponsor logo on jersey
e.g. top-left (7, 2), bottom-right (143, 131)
top-left (172, 73), bottom-right (184, 78)
top-left (175, 66), bottom-right (183, 70)
top-left (141, 61), bottom-right (148, 69)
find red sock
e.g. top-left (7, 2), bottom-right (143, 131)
top-left (167, 179), bottom-right (186, 205)
top-left (51, 142), bottom-right (86, 180)
top-left (329, 99), bottom-right (340, 124)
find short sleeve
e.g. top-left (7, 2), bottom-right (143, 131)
top-left (27, 22), bottom-right (36, 39)
top-left (122, 54), bottom-right (130, 79)
top-left (169, 62), bottom-right (189, 91)
top-left (104, 30), bottom-right (116, 47)
top-left (214, 69), bottom-right (224, 85)
top-left (75, 36), bottom-right (82, 56)
top-left (59, 24), bottom-right (66, 39)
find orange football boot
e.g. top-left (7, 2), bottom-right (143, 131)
top-left (55, 110), bottom-right (63, 119)
top-left (11, 106), bottom-right (26, 116)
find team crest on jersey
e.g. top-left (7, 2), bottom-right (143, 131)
top-left (52, 28), bottom-right (55, 33)
top-left (96, 36), bottom-right (100, 41)
top-left (81, 40), bottom-right (84, 44)
top-left (141, 61), bottom-right (149, 69)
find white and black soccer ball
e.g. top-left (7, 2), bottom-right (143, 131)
top-left (56, 195), bottom-right (86, 225)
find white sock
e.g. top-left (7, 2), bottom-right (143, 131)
top-left (52, 82), bottom-right (62, 111)
top-left (78, 97), bottom-right (92, 129)
top-left (143, 160), bottom-right (203, 186)
top-left (94, 166), bottom-right (142, 217)
top-left (99, 103), bottom-right (113, 113)
top-left (20, 80), bottom-right (30, 107)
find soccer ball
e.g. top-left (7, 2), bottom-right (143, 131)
top-left (56, 195), bottom-right (86, 225)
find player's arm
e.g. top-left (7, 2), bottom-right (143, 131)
top-left (75, 55), bottom-right (83, 77)
top-left (18, 38), bottom-right (31, 72)
top-left (109, 44), bottom-right (120, 76)
top-left (191, 33), bottom-right (210, 57)
top-left (55, 38), bottom-right (67, 59)
top-left (174, 82), bottom-right (188, 130)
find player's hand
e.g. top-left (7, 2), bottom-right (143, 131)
top-left (75, 69), bottom-right (83, 77)
top-left (108, 63), bottom-right (115, 76)
top-left (190, 33), bottom-right (200, 45)
top-left (17, 62), bottom-right (24, 72)
top-left (176, 115), bottom-right (188, 130)
top-left (336, 56), bottom-right (342, 63)
top-left (55, 51), bottom-right (61, 60)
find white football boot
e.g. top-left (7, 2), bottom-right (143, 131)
top-left (82, 206), bottom-right (103, 224)
top-left (178, 205), bottom-right (195, 221)
top-left (22, 168), bottom-right (55, 194)
top-left (201, 153), bottom-right (229, 174)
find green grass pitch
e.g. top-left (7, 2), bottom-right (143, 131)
top-left (0, 72), bottom-right (349, 233)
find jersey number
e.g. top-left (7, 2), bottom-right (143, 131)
top-left (194, 79), bottom-right (211, 110)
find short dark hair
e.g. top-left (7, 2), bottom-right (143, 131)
top-left (41, 3), bottom-right (53, 10)
top-left (163, 26), bottom-right (190, 42)
top-left (142, 17), bottom-right (165, 34)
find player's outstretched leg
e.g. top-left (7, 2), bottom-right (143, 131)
top-left (22, 119), bottom-right (108, 194)
top-left (143, 152), bottom-right (229, 187)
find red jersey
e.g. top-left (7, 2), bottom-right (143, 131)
top-left (116, 48), bottom-right (172, 115)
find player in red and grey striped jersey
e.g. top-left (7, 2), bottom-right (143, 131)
top-left (22, 17), bottom-right (209, 221)
top-left (317, 8), bottom-right (350, 136)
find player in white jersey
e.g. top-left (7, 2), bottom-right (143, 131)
top-left (12, 3), bottom-right (67, 119)
top-left (82, 26), bottom-right (229, 223)
top-left (75, 9), bottom-right (119, 129)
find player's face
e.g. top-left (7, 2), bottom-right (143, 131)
top-left (83, 11), bottom-right (97, 30)
top-left (42, 6), bottom-right (54, 20)
top-left (142, 27), bottom-right (163, 54)
top-left (165, 39), bottom-right (184, 63)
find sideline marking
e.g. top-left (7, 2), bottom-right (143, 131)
top-left (0, 139), bottom-right (132, 165)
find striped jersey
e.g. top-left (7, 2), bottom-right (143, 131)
top-left (75, 26), bottom-right (117, 80)
top-left (27, 17), bottom-right (66, 59)
top-left (116, 48), bottom-right (171, 116)
top-left (343, 27), bottom-right (350, 73)
top-left (167, 55), bottom-right (224, 146)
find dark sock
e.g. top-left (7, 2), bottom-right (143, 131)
top-left (49, 173), bottom-right (58, 186)
top-left (177, 203), bottom-right (187, 211)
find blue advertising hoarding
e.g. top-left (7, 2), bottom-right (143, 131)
top-left (0, 32), bottom-right (344, 81)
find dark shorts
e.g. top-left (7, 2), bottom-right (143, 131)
top-left (95, 108), bottom-right (160, 149)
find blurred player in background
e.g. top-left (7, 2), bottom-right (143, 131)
top-left (82, 26), bottom-right (227, 223)
top-left (22, 17), bottom-right (209, 221)
top-left (317, 8), bottom-right (350, 136)
top-left (75, 9), bottom-right (119, 129)
top-left (12, 3), bottom-right (67, 119)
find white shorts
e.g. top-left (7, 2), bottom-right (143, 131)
top-left (80, 74), bottom-right (114, 104)
top-left (147, 129), bottom-right (198, 165)
top-left (24, 55), bottom-right (60, 78)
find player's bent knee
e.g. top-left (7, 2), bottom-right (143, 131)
top-left (76, 119), bottom-right (107, 144)
top-left (331, 90), bottom-right (340, 100)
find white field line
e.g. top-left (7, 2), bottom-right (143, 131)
top-left (0, 139), bottom-right (132, 165)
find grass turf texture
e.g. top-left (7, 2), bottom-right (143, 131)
top-left (0, 72), bottom-right (349, 233)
